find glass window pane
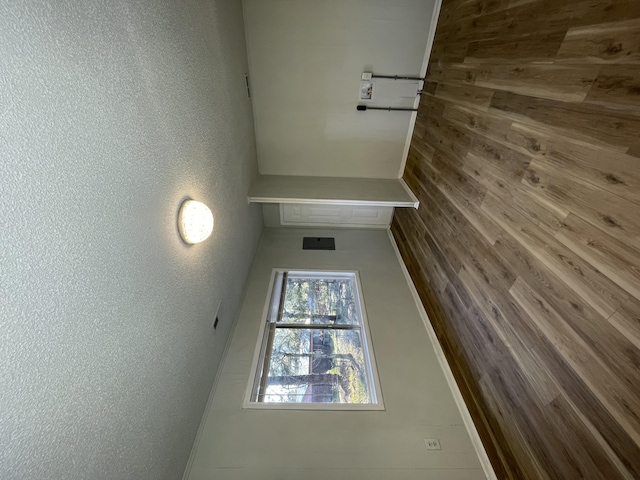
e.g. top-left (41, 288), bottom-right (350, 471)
top-left (280, 277), bottom-right (360, 325)
top-left (261, 328), bottom-right (370, 404)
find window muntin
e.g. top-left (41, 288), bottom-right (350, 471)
top-left (247, 270), bottom-right (382, 408)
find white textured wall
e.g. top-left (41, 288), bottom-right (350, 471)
top-left (244, 0), bottom-right (436, 178)
top-left (0, 1), bottom-right (262, 479)
top-left (187, 229), bottom-right (484, 480)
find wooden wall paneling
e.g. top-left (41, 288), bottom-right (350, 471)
top-left (494, 233), bottom-right (640, 479)
top-left (490, 90), bottom-right (640, 149)
top-left (414, 138), bottom-right (507, 245)
top-left (431, 150), bottom-right (487, 206)
top-left (499, 253), bottom-right (640, 479)
top-left (555, 214), bottom-right (640, 300)
top-left (481, 192), bottom-right (630, 317)
top-left (423, 158), bottom-right (501, 262)
top-left (495, 233), bottom-right (640, 397)
top-left (627, 144), bottom-right (640, 157)
top-left (555, 18), bottom-right (640, 64)
top-left (465, 31), bottom-right (568, 64)
top-left (392, 0), bottom-right (640, 477)
top-left (506, 122), bottom-right (640, 206)
top-left (531, 149), bottom-right (640, 207)
top-left (499, 217), bottom-right (640, 397)
top-left (508, 275), bottom-right (640, 441)
top-left (456, 261), bottom-right (561, 406)
top-left (441, 0), bottom-right (640, 41)
top-left (565, 0), bottom-right (640, 26)
top-left (585, 65), bottom-right (640, 110)
top-left (437, 0), bottom-right (510, 26)
top-left (477, 370), bottom-right (553, 480)
top-left (496, 236), bottom-right (640, 480)
top-left (433, 82), bottom-right (495, 110)
top-left (522, 159), bottom-right (640, 246)
top-left (482, 364), bottom-right (616, 480)
top-left (608, 298), bottom-right (640, 350)
top-left (467, 130), bottom-right (532, 180)
top-left (464, 154), bottom-right (567, 235)
top-left (441, 103), bottom-right (512, 139)
top-left (431, 63), bottom-right (601, 102)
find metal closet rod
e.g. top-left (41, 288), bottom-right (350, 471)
top-left (371, 74), bottom-right (425, 81)
top-left (357, 105), bottom-right (418, 112)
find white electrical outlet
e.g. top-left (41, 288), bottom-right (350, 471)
top-left (360, 82), bottom-right (373, 100)
top-left (424, 438), bottom-right (442, 450)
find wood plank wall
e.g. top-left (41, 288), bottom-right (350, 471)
top-left (391, 1), bottom-right (640, 478)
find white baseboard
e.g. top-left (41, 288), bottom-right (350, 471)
top-left (386, 228), bottom-right (498, 480)
top-left (398, 0), bottom-right (443, 179)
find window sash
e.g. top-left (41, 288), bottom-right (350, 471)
top-left (247, 269), bottom-right (383, 408)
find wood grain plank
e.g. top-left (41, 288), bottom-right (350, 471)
top-left (482, 192), bottom-right (630, 317)
top-left (478, 370), bottom-right (553, 480)
top-left (473, 64), bottom-right (599, 102)
top-left (468, 130), bottom-right (532, 179)
top-left (430, 38), bottom-right (469, 65)
top-left (442, 103), bottom-right (513, 140)
top-left (465, 31), bottom-right (567, 64)
top-left (438, 0), bottom-right (511, 26)
top-left (627, 144), bottom-right (640, 157)
top-left (433, 63), bottom-right (600, 102)
top-left (409, 134), bottom-right (435, 162)
top-left (444, 0), bottom-right (640, 43)
top-left (423, 108), bottom-right (474, 160)
top-left (464, 152), bottom-right (567, 235)
top-left (506, 122), bottom-right (640, 206)
top-left (496, 231), bottom-right (640, 479)
top-left (564, 392), bottom-right (638, 480)
top-left (542, 394), bottom-right (634, 480)
top-left (494, 231), bottom-right (640, 387)
top-left (556, 18), bottom-right (640, 64)
top-left (555, 214), bottom-right (640, 300)
top-left (434, 82), bottom-right (495, 111)
top-left (609, 298), bottom-right (640, 351)
top-left (441, 1), bottom-right (569, 43)
top-left (431, 149), bottom-right (488, 205)
top-left (522, 158), bottom-right (640, 246)
top-left (423, 150), bottom-right (504, 245)
top-left (509, 275), bottom-right (640, 447)
top-left (566, 0), bottom-right (640, 26)
top-left (491, 90), bottom-right (640, 150)
top-left (585, 65), bottom-right (640, 110)
top-left (458, 262), bottom-right (561, 406)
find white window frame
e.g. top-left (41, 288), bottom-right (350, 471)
top-left (243, 269), bottom-right (384, 410)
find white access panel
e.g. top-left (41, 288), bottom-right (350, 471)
top-left (280, 204), bottom-right (393, 228)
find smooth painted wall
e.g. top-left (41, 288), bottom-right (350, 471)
top-left (187, 228), bottom-right (484, 480)
top-left (244, 0), bottom-right (437, 178)
top-left (0, 1), bottom-right (262, 479)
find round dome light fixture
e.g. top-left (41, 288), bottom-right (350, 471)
top-left (178, 199), bottom-right (214, 245)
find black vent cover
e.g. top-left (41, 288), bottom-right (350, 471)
top-left (303, 237), bottom-right (335, 250)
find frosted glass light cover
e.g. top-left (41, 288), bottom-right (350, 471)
top-left (178, 200), bottom-right (214, 244)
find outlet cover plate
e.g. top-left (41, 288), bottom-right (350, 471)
top-left (424, 438), bottom-right (442, 450)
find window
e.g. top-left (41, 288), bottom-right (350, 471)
top-left (245, 270), bottom-right (383, 409)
